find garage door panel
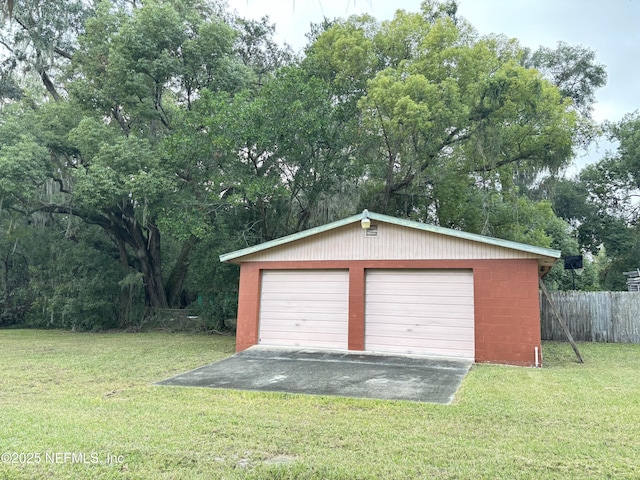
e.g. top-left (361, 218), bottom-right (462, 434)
top-left (370, 328), bottom-right (473, 339)
top-left (367, 270), bottom-right (462, 279)
top-left (370, 283), bottom-right (473, 296)
top-left (364, 336), bottom-right (473, 353)
top-left (263, 331), bottom-right (349, 343)
top-left (373, 291), bottom-right (474, 300)
top-left (259, 270), bottom-right (348, 349)
top-left (261, 289), bottom-right (347, 297)
top-left (258, 318), bottom-right (347, 333)
top-left (365, 303), bottom-right (474, 318)
top-left (261, 336), bottom-right (349, 350)
top-left (367, 274), bottom-right (471, 285)
top-left (368, 276), bottom-right (471, 285)
top-left (368, 305), bottom-right (472, 320)
top-left (263, 288), bottom-right (348, 296)
top-left (366, 297), bottom-right (474, 313)
top-left (365, 269), bottom-right (475, 359)
top-left (366, 342), bottom-right (473, 358)
top-left (263, 284), bottom-right (347, 295)
top-left (261, 303), bottom-right (348, 315)
top-left (261, 299), bottom-right (348, 309)
top-left (371, 291), bottom-right (473, 302)
top-left (366, 322), bottom-right (475, 337)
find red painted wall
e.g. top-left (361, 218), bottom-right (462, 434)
top-left (234, 259), bottom-right (542, 366)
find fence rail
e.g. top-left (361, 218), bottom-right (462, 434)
top-left (540, 291), bottom-right (640, 343)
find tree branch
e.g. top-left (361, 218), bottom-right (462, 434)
top-left (0, 39), bottom-right (14, 53)
top-left (474, 152), bottom-right (532, 173)
top-left (52, 177), bottom-right (72, 194)
top-left (112, 106), bottom-right (131, 135)
top-left (36, 203), bottom-right (112, 231)
top-left (53, 46), bottom-right (73, 60)
top-left (39, 70), bottom-right (60, 101)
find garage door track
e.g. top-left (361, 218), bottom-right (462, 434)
top-left (157, 346), bottom-right (473, 404)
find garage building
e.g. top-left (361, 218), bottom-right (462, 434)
top-left (220, 211), bottom-right (560, 366)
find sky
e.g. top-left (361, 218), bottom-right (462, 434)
top-left (227, 0), bottom-right (640, 173)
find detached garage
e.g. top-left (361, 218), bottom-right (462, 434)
top-left (220, 211), bottom-right (560, 366)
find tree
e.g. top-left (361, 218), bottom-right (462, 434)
top-left (0, 215), bottom-right (30, 325)
top-left (62, 0), bottom-right (254, 308)
top-left (0, 0), bottom-right (271, 311)
top-left (305, 4), bottom-right (578, 242)
top-left (542, 112), bottom-right (640, 290)
top-left (0, 0), bottom-right (94, 101)
top-left (522, 41), bottom-right (607, 119)
top-left (0, 0), bottom-right (612, 327)
top-left (573, 112), bottom-right (640, 289)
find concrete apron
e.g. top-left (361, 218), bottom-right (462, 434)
top-left (157, 346), bottom-right (473, 404)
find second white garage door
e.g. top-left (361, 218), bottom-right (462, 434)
top-left (365, 269), bottom-right (475, 358)
top-left (259, 270), bottom-right (349, 349)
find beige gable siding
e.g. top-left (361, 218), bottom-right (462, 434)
top-left (240, 222), bottom-right (543, 262)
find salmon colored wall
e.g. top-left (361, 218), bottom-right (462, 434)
top-left (235, 263), bottom-right (261, 352)
top-left (234, 259), bottom-right (542, 366)
top-left (348, 267), bottom-right (365, 350)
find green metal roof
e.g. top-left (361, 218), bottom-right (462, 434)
top-left (219, 210), bottom-right (561, 263)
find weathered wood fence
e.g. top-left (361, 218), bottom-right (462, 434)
top-left (540, 291), bottom-right (640, 343)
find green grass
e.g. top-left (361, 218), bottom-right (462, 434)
top-left (1, 331), bottom-right (639, 479)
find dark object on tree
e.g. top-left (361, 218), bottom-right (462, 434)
top-left (564, 255), bottom-right (583, 290)
top-left (564, 255), bottom-right (583, 270)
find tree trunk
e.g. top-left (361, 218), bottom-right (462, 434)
top-left (165, 235), bottom-right (198, 308)
top-left (131, 222), bottom-right (168, 309)
top-left (2, 250), bottom-right (9, 310)
top-left (39, 204), bottom-right (171, 310)
top-left (113, 212), bottom-right (168, 309)
top-left (115, 236), bottom-right (133, 326)
top-left (38, 204), bottom-right (169, 308)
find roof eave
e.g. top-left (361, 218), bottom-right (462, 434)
top-left (367, 212), bottom-right (561, 260)
top-left (220, 211), bottom-right (561, 264)
top-left (219, 213), bottom-right (363, 264)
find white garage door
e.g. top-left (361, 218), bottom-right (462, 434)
top-left (365, 270), bottom-right (475, 359)
top-left (259, 270), bottom-right (349, 349)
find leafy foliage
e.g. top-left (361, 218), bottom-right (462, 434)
top-left (0, 0), bottom-right (618, 329)
top-left (308, 6), bottom-right (578, 243)
top-left (522, 41), bottom-right (607, 119)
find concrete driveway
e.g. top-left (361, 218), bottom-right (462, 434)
top-left (157, 346), bottom-right (473, 404)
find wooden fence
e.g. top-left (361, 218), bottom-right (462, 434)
top-left (540, 291), bottom-right (640, 343)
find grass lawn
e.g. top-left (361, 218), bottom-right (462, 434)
top-left (0, 330), bottom-right (639, 479)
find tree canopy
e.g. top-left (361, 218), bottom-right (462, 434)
top-left (0, 0), bottom-right (624, 330)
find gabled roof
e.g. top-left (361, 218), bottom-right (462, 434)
top-left (219, 210), bottom-right (561, 263)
